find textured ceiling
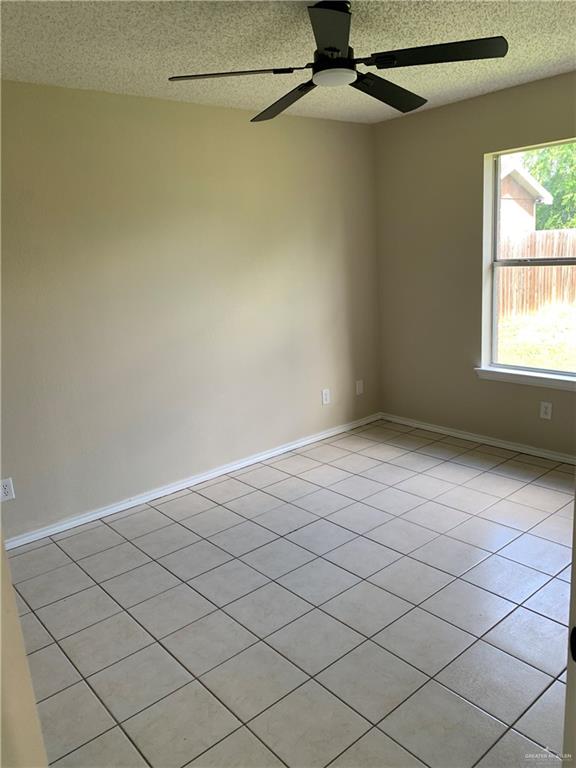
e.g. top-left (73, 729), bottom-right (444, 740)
top-left (2, 0), bottom-right (575, 123)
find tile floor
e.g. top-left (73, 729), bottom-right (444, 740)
top-left (9, 419), bottom-right (574, 768)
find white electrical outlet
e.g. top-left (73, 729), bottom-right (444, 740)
top-left (321, 388), bottom-right (331, 406)
top-left (355, 380), bottom-right (364, 396)
top-left (539, 401), bottom-right (553, 420)
top-left (1, 478), bottom-right (15, 502)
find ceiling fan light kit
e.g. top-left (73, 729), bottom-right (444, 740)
top-left (169, 1), bottom-right (508, 122)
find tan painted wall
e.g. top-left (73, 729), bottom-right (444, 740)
top-left (1, 80), bottom-right (380, 540)
top-left (1, 544), bottom-right (48, 767)
top-left (375, 72), bottom-right (576, 455)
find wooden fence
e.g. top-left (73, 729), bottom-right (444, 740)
top-left (498, 229), bottom-right (576, 316)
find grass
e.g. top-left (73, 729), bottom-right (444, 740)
top-left (496, 303), bottom-right (576, 373)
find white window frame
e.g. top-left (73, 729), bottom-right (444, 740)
top-left (476, 140), bottom-right (576, 392)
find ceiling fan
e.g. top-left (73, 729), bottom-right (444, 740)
top-left (169, 1), bottom-right (508, 122)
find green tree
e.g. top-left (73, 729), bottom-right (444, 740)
top-left (521, 142), bottom-right (576, 230)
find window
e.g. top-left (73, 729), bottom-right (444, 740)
top-left (479, 140), bottom-right (576, 389)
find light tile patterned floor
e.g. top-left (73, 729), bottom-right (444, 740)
top-left (9, 419), bottom-right (574, 768)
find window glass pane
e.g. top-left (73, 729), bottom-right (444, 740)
top-left (493, 264), bottom-right (576, 373)
top-left (497, 142), bottom-right (576, 261)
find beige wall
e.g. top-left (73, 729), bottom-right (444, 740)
top-left (375, 72), bottom-right (576, 455)
top-left (1, 81), bottom-right (380, 540)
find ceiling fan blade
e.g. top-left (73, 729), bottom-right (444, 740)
top-left (361, 36), bottom-right (508, 70)
top-left (351, 72), bottom-right (426, 113)
top-left (169, 65), bottom-right (309, 82)
top-left (251, 80), bottom-right (317, 122)
top-left (308, 1), bottom-right (351, 56)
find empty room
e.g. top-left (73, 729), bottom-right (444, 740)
top-left (1, 1), bottom-right (575, 767)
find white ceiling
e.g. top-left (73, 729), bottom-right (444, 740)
top-left (2, 1), bottom-right (575, 124)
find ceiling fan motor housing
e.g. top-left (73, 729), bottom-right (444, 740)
top-left (312, 47), bottom-right (357, 87)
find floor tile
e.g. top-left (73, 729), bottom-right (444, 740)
top-left (105, 505), bottom-right (153, 522)
top-left (395, 475), bottom-right (456, 500)
top-left (255, 503), bottom-right (317, 535)
top-left (302, 444), bottom-right (352, 463)
top-left (464, 472), bottom-right (528, 498)
top-left (322, 582), bottom-right (411, 635)
top-left (287, 520), bottom-right (357, 555)
top-left (479, 499), bottom-right (550, 530)
top-left (28, 644), bottom-right (81, 702)
top-left (325, 536), bottom-right (402, 577)
top-left (58, 527), bottom-right (125, 560)
top-left (88, 643), bottom-right (192, 721)
top-left (452, 451), bottom-right (504, 471)
top-left (299, 465), bottom-right (352, 487)
top-left (530, 515), bottom-right (574, 547)
top-left (155, 492), bottom-right (216, 520)
top-left (369, 557), bottom-right (453, 604)
top-left (36, 586), bottom-right (120, 639)
top-left (435, 487), bottom-right (499, 514)
top-left (557, 564), bottom-right (571, 583)
top-left (9, 543), bottom-right (72, 583)
top-left (129, 583), bottom-right (215, 638)
top-left (272, 454), bottom-right (322, 475)
top-left (335, 435), bottom-right (381, 453)
top-left (209, 520), bottom-right (278, 556)
top-left (293, 488), bottom-right (353, 516)
top-left (437, 641), bottom-right (552, 724)
top-left (361, 463), bottom-right (416, 485)
top-left (159, 540), bottom-right (232, 580)
top-left (484, 607), bottom-right (568, 676)
top-left (366, 518), bottom-right (438, 554)
top-left (498, 534), bottom-right (571, 576)
top-left (421, 580), bottom-right (514, 635)
top-left (515, 681), bottom-right (566, 755)
top-left (123, 681), bottom-right (240, 768)
top-left (234, 464), bottom-right (290, 489)
top-left (131, 524), bottom-right (200, 558)
top-left (7, 538), bottom-right (53, 558)
top-left (225, 583), bottom-right (311, 637)
top-left (447, 517), bottom-right (520, 551)
top-left (16, 563), bottom-right (94, 609)
top-left (535, 469), bottom-right (575, 494)
top-left (374, 607), bottom-right (475, 675)
top-left (330, 728), bottom-right (426, 768)
top-left (330, 453), bottom-right (381, 474)
top-left (163, 611), bottom-right (257, 676)
top-left (380, 681), bottom-right (505, 768)
top-left (412, 536), bottom-right (489, 576)
top-left (267, 610), bottom-right (363, 674)
top-left (318, 641), bottom-right (426, 723)
top-left (225, 490), bottom-right (285, 518)
top-left (37, 681), bottom-right (115, 763)
top-left (327, 502), bottom-right (392, 533)
top-left (15, 591), bottom-right (30, 616)
top-left (475, 729), bottom-right (561, 768)
top-left (241, 538), bottom-right (316, 578)
top-left (425, 462), bottom-right (483, 484)
top-left (507, 485), bottom-right (572, 513)
top-left (202, 642), bottom-right (307, 721)
top-left (250, 680), bottom-right (370, 768)
top-left (149, 489), bottom-right (192, 505)
top-left (189, 727), bottom-right (283, 767)
top-left (390, 452), bottom-right (443, 472)
top-left (52, 727), bottom-right (149, 768)
top-left (78, 542), bottom-right (151, 582)
top-left (362, 487), bottom-right (424, 515)
top-left (361, 445), bottom-right (411, 463)
top-left (181, 507), bottom-right (244, 537)
top-left (278, 558), bottom-right (360, 604)
top-left (523, 579), bottom-right (570, 625)
top-left (198, 478), bottom-right (254, 503)
top-left (189, 560), bottom-right (268, 606)
top-left (401, 501), bottom-right (470, 533)
top-left (108, 508), bottom-right (172, 539)
top-left (329, 476), bottom-right (387, 501)
top-left (60, 612), bottom-right (153, 676)
top-left (462, 555), bottom-right (549, 603)
top-left (102, 562), bottom-right (180, 608)
top-left (266, 476), bottom-right (320, 502)
top-left (493, 460), bottom-right (548, 482)
top-left (20, 613), bottom-right (54, 653)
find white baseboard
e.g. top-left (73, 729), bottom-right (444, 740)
top-left (379, 412), bottom-right (576, 466)
top-left (4, 412), bottom-right (381, 550)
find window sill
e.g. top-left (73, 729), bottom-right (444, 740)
top-left (475, 366), bottom-right (576, 392)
